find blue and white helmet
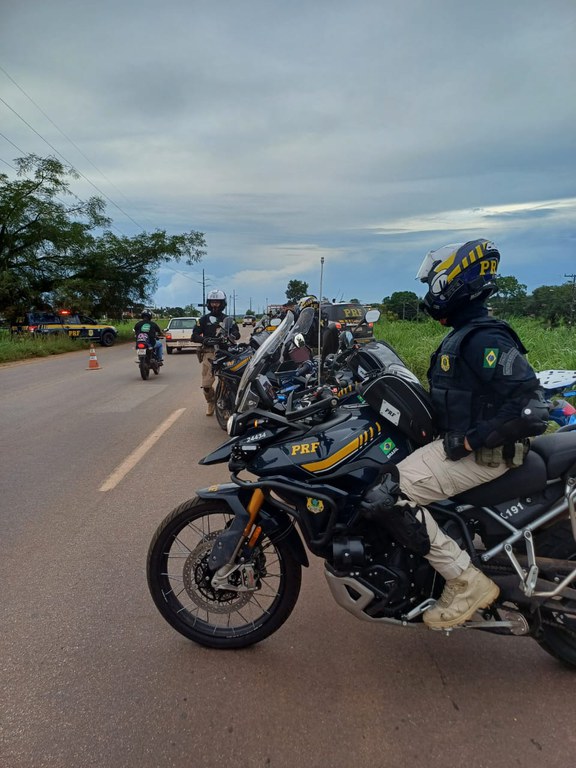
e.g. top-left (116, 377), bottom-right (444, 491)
top-left (417, 239), bottom-right (500, 320)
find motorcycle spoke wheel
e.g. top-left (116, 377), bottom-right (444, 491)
top-left (147, 497), bottom-right (302, 649)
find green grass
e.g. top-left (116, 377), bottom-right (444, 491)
top-left (372, 316), bottom-right (576, 385)
top-left (0, 319), bottom-right (170, 365)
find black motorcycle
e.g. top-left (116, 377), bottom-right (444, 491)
top-left (135, 332), bottom-right (161, 380)
top-left (147, 312), bottom-right (576, 667)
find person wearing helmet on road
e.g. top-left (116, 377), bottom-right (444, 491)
top-left (192, 290), bottom-right (240, 416)
top-left (133, 311), bottom-right (164, 364)
top-left (361, 239), bottom-right (549, 629)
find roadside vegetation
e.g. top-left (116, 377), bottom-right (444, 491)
top-left (2, 316), bottom-right (575, 378)
top-left (0, 319), bottom-right (169, 364)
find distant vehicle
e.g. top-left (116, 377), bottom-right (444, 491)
top-left (10, 310), bottom-right (117, 346)
top-left (242, 316), bottom-right (255, 327)
top-left (320, 302), bottom-right (376, 344)
top-left (163, 317), bottom-right (201, 355)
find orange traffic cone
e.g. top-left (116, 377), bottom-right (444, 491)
top-left (86, 344), bottom-right (102, 370)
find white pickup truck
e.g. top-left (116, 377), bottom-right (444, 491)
top-left (163, 317), bottom-right (202, 355)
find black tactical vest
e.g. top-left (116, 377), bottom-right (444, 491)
top-left (428, 317), bottom-right (526, 434)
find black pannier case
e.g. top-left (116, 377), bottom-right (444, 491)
top-left (359, 371), bottom-right (436, 447)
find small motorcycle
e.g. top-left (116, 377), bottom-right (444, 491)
top-left (147, 311), bottom-right (576, 667)
top-left (135, 332), bottom-right (161, 380)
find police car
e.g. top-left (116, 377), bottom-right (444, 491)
top-left (11, 310), bottom-right (118, 346)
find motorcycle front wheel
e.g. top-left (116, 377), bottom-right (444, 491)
top-left (215, 380), bottom-right (236, 431)
top-left (146, 497), bottom-right (302, 649)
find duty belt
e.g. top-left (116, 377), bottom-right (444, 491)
top-left (475, 440), bottom-right (529, 469)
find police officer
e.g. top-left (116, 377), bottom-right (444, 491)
top-left (192, 290), bottom-right (240, 416)
top-left (133, 311), bottom-right (164, 363)
top-left (362, 239), bottom-right (549, 629)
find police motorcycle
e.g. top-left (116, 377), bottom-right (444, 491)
top-left (538, 369), bottom-right (576, 430)
top-left (210, 317), bottom-right (287, 430)
top-left (147, 310), bottom-right (576, 667)
top-left (135, 331), bottom-right (162, 380)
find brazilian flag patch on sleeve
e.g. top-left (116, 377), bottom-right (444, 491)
top-left (483, 348), bottom-right (499, 368)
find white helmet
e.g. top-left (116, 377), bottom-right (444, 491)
top-left (206, 289), bottom-right (227, 310)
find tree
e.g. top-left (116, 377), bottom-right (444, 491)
top-left (285, 279), bottom-right (308, 303)
top-left (381, 291), bottom-right (420, 320)
top-left (528, 283), bottom-right (575, 326)
top-left (490, 275), bottom-right (528, 317)
top-left (0, 154), bottom-right (206, 319)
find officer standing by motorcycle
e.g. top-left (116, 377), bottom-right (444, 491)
top-left (362, 239), bottom-right (549, 629)
top-left (133, 311), bottom-right (164, 364)
top-left (192, 289), bottom-right (240, 416)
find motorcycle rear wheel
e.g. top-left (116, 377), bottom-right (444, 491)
top-left (146, 497), bottom-right (302, 649)
top-left (534, 521), bottom-right (576, 668)
top-left (139, 360), bottom-right (150, 380)
top-left (215, 380), bottom-right (235, 431)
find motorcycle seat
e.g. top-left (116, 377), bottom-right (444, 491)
top-left (453, 451), bottom-right (547, 507)
top-left (529, 431), bottom-right (576, 479)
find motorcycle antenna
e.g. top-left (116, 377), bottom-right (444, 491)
top-left (318, 256), bottom-right (325, 387)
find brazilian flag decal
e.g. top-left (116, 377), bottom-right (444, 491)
top-left (483, 348), bottom-right (498, 368)
top-left (380, 438), bottom-right (396, 456)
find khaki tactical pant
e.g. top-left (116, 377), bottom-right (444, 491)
top-left (200, 349), bottom-right (216, 398)
top-left (397, 439), bottom-right (509, 579)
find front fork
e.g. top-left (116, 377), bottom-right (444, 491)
top-left (208, 489), bottom-right (266, 590)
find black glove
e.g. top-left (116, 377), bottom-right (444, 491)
top-left (202, 336), bottom-right (221, 346)
top-left (443, 432), bottom-right (470, 461)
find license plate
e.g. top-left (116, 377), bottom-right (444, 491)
top-left (137, 349), bottom-right (147, 356)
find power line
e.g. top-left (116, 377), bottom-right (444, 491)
top-left (0, 92), bottom-right (145, 232)
top-left (0, 63), bottom-right (134, 207)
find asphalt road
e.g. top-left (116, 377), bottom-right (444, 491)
top-left (1, 339), bottom-right (575, 768)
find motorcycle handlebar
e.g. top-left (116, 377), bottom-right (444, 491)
top-left (284, 388), bottom-right (338, 422)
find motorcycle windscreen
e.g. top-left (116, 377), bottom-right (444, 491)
top-left (359, 372), bottom-right (436, 446)
top-left (235, 311), bottom-right (294, 412)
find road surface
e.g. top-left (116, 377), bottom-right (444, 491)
top-left (1, 340), bottom-right (574, 768)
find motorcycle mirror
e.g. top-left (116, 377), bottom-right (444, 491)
top-left (294, 333), bottom-right (306, 348)
top-left (270, 318), bottom-right (281, 328)
top-left (364, 309), bottom-right (380, 324)
top-left (339, 330), bottom-right (354, 351)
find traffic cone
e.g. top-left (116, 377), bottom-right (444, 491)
top-left (86, 344), bottom-right (102, 370)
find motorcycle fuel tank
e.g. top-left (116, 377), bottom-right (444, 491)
top-left (248, 404), bottom-right (412, 484)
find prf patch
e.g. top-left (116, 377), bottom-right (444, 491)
top-left (483, 348), bottom-right (499, 368)
top-left (440, 354), bottom-right (451, 372)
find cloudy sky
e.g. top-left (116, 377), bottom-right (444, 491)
top-left (1, 0), bottom-right (575, 314)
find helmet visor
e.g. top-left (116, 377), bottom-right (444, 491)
top-left (415, 243), bottom-right (464, 282)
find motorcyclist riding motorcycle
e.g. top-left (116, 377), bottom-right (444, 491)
top-left (133, 311), bottom-right (164, 364)
top-left (362, 239), bottom-right (549, 629)
top-left (192, 290), bottom-right (240, 416)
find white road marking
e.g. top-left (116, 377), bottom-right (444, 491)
top-left (99, 408), bottom-right (186, 491)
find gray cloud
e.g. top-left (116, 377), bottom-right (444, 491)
top-left (1, 0), bottom-right (575, 310)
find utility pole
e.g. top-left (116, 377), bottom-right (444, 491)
top-left (202, 269), bottom-right (206, 310)
top-left (566, 273), bottom-right (576, 326)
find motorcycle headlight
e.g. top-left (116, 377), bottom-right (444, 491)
top-left (227, 414), bottom-right (238, 436)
